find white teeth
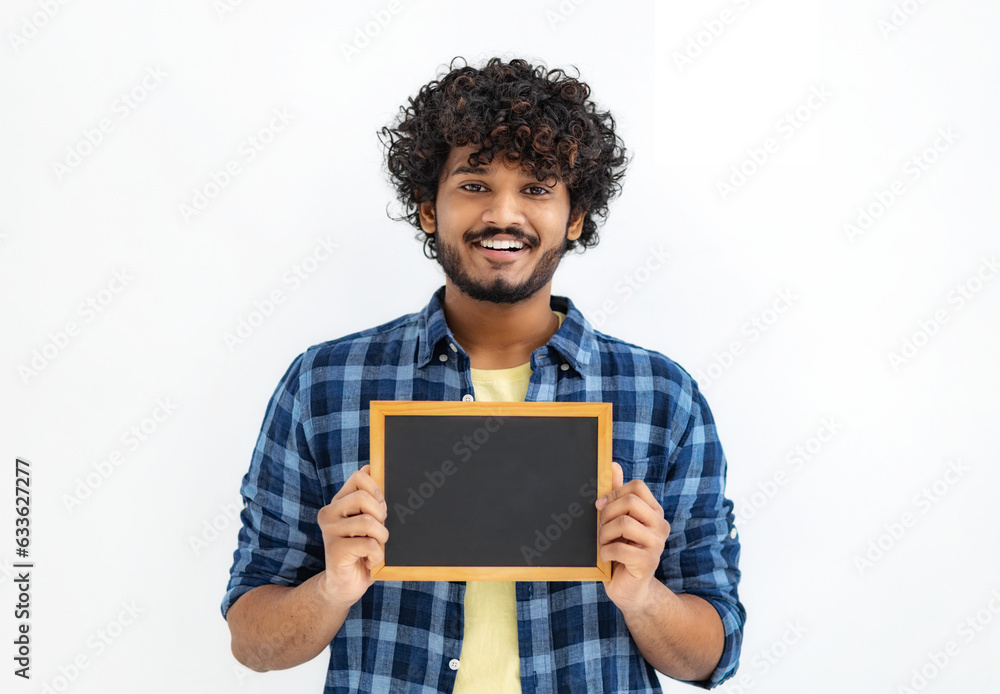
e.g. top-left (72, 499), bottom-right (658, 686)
top-left (479, 238), bottom-right (525, 250)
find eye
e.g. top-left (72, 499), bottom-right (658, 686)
top-left (526, 186), bottom-right (550, 196)
top-left (460, 183), bottom-right (486, 192)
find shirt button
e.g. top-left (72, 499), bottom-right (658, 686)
top-left (449, 658), bottom-right (460, 670)
top-left (462, 393), bottom-right (474, 402)
top-left (730, 527), bottom-right (738, 539)
top-left (560, 363), bottom-right (569, 371)
top-left (439, 354), bottom-right (448, 362)
top-left (449, 342), bottom-right (458, 352)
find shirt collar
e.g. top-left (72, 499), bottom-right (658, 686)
top-left (415, 285), bottom-right (597, 374)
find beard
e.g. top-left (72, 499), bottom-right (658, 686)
top-left (434, 223), bottom-right (569, 305)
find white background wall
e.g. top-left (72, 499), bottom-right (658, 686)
top-left (2, 1), bottom-right (998, 692)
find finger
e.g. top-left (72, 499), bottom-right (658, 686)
top-left (596, 461), bottom-right (625, 509)
top-left (598, 478), bottom-right (662, 516)
top-left (332, 464), bottom-right (385, 506)
top-left (598, 542), bottom-right (650, 577)
top-left (325, 488), bottom-right (388, 523)
top-left (598, 493), bottom-right (667, 533)
top-left (598, 513), bottom-right (659, 549)
top-left (595, 461), bottom-right (625, 510)
top-left (329, 513), bottom-right (390, 545)
top-left (626, 479), bottom-right (663, 515)
top-left (319, 495), bottom-right (382, 535)
top-left (330, 468), bottom-right (362, 502)
top-left (365, 553), bottom-right (383, 572)
top-left (331, 536), bottom-right (384, 568)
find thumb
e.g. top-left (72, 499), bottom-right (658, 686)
top-left (596, 461), bottom-right (624, 510)
top-left (611, 461), bottom-right (623, 490)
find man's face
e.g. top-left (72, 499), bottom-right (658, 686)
top-left (418, 145), bottom-right (584, 305)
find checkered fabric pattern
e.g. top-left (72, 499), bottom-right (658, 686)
top-left (222, 284), bottom-right (745, 692)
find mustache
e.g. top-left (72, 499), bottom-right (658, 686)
top-left (469, 227), bottom-right (535, 247)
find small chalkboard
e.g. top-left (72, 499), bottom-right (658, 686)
top-left (369, 400), bottom-right (613, 581)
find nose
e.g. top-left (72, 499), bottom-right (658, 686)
top-left (482, 187), bottom-right (527, 229)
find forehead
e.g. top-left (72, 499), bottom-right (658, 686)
top-left (442, 145), bottom-right (554, 182)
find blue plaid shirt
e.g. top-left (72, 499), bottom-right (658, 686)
top-left (223, 284), bottom-right (744, 692)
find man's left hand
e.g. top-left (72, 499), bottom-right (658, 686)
top-left (595, 461), bottom-right (671, 613)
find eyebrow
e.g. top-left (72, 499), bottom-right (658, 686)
top-left (448, 163), bottom-right (555, 184)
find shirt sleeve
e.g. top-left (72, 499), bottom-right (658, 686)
top-left (659, 379), bottom-right (745, 688)
top-left (220, 351), bottom-right (328, 620)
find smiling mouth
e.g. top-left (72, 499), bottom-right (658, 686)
top-left (474, 242), bottom-right (528, 261)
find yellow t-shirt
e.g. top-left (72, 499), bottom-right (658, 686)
top-left (452, 311), bottom-right (565, 693)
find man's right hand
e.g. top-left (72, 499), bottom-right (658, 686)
top-left (317, 464), bottom-right (389, 608)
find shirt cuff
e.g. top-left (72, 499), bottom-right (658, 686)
top-left (686, 593), bottom-right (746, 688)
top-left (221, 581), bottom-right (264, 621)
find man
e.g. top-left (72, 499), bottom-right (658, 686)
top-left (222, 56), bottom-right (745, 692)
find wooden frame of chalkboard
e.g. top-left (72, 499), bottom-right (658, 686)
top-left (369, 400), bottom-right (613, 581)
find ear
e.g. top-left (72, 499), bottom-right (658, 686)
top-left (418, 200), bottom-right (436, 234)
top-left (567, 208), bottom-right (586, 241)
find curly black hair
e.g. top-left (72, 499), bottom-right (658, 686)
top-left (379, 56), bottom-right (629, 259)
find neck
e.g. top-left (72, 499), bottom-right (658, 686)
top-left (441, 279), bottom-right (560, 369)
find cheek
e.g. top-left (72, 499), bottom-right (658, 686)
top-left (535, 201), bottom-right (572, 231)
top-left (436, 198), bottom-right (479, 228)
